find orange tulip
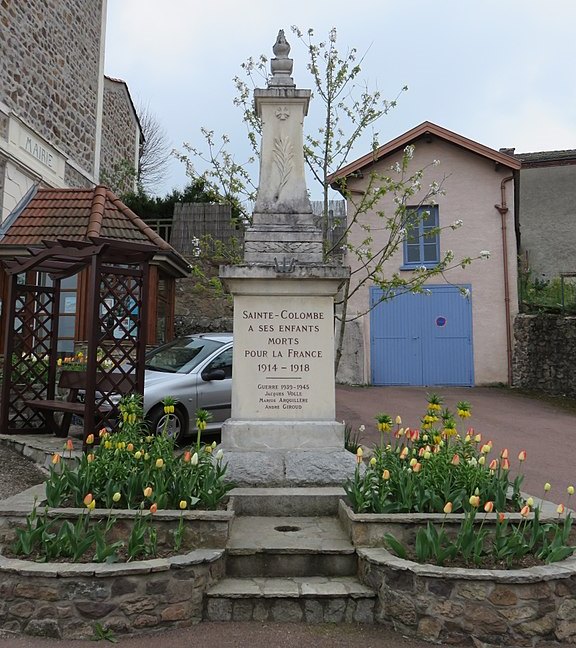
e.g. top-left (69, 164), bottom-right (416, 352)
top-left (413, 462), bottom-right (422, 473)
top-left (150, 503), bottom-right (158, 514)
top-left (498, 512), bottom-right (506, 523)
top-left (83, 493), bottom-right (93, 507)
top-left (52, 453), bottom-right (61, 464)
top-left (520, 505), bottom-right (530, 517)
top-left (451, 454), bottom-right (460, 466)
top-left (183, 451), bottom-right (191, 463)
top-left (85, 434), bottom-right (94, 445)
top-left (501, 458), bottom-right (510, 471)
top-left (484, 501), bottom-right (494, 513)
top-left (443, 502), bottom-right (453, 514)
top-left (399, 447), bottom-right (409, 460)
top-left (501, 448), bottom-right (509, 459)
top-left (557, 503), bottom-right (566, 515)
top-left (66, 439), bottom-right (74, 451)
top-left (489, 459), bottom-right (498, 471)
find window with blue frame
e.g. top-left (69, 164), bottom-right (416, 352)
top-left (403, 205), bottom-right (440, 268)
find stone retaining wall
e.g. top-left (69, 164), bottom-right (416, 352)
top-left (513, 314), bottom-right (576, 398)
top-left (359, 547), bottom-right (576, 646)
top-left (0, 550), bottom-right (224, 639)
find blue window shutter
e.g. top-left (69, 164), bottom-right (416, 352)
top-left (402, 205), bottom-right (439, 268)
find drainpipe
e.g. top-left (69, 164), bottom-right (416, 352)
top-left (495, 175), bottom-right (514, 386)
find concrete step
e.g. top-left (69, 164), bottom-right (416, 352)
top-left (228, 487), bottom-right (347, 517)
top-left (226, 515), bottom-right (357, 577)
top-left (205, 576), bottom-right (376, 623)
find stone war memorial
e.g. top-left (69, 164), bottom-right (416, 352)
top-left (219, 30), bottom-right (353, 486)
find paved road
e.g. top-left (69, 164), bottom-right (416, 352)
top-left (0, 623), bottom-right (466, 648)
top-left (336, 384), bottom-right (576, 505)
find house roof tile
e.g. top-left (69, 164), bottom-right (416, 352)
top-left (513, 149), bottom-right (576, 166)
top-left (0, 186), bottom-right (190, 276)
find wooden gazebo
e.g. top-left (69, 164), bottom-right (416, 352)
top-left (0, 237), bottom-right (158, 441)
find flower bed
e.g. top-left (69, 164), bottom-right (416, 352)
top-left (345, 395), bottom-right (575, 569)
top-left (358, 547), bottom-right (576, 645)
top-left (341, 394), bottom-right (576, 644)
top-left (0, 549), bottom-right (225, 640)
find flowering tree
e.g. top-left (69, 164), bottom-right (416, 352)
top-left (175, 27), bottom-right (489, 372)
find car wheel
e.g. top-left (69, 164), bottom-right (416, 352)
top-left (147, 405), bottom-right (187, 443)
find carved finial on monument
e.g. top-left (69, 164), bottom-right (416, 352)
top-left (269, 29), bottom-right (295, 87)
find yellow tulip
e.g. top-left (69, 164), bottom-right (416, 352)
top-left (143, 486), bottom-right (153, 498)
top-left (155, 458), bottom-right (164, 469)
top-left (469, 495), bottom-right (480, 508)
top-left (382, 469), bottom-right (390, 480)
top-left (112, 492), bottom-right (121, 503)
top-left (568, 486), bottom-right (575, 496)
top-left (52, 453), bottom-right (61, 464)
top-left (85, 434), bottom-right (94, 445)
top-left (179, 500), bottom-right (187, 510)
top-left (443, 502), bottom-right (453, 514)
top-left (544, 482), bottom-right (552, 492)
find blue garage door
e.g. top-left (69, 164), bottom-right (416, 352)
top-left (370, 285), bottom-right (474, 386)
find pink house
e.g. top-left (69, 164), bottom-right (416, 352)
top-left (329, 122), bottom-right (521, 386)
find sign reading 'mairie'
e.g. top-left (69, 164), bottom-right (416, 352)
top-left (232, 294), bottom-right (335, 420)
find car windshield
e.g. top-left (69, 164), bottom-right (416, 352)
top-left (145, 337), bottom-right (224, 374)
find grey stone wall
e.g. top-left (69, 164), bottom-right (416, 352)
top-left (513, 313), bottom-right (576, 397)
top-left (519, 164), bottom-right (576, 281)
top-left (0, 551), bottom-right (224, 639)
top-left (0, 0), bottom-right (104, 176)
top-left (100, 79), bottom-right (139, 192)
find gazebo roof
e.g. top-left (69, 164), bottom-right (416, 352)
top-left (0, 185), bottom-right (190, 277)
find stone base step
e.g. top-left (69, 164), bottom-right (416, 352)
top-left (228, 487), bottom-right (347, 517)
top-left (226, 515), bottom-right (356, 577)
top-left (205, 576), bottom-right (376, 623)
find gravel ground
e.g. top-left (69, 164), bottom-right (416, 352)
top-left (0, 445), bottom-right (46, 500)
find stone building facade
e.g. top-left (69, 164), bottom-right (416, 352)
top-left (100, 76), bottom-right (142, 193)
top-left (0, 0), bottom-right (140, 221)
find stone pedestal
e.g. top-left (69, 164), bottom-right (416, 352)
top-left (220, 265), bottom-right (355, 486)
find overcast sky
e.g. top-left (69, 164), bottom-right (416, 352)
top-left (104, 0), bottom-right (576, 198)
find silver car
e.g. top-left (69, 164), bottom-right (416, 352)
top-left (144, 333), bottom-right (233, 441)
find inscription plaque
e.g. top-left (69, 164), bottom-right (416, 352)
top-left (232, 294), bottom-right (335, 420)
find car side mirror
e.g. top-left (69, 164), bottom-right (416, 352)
top-left (201, 368), bottom-right (226, 382)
